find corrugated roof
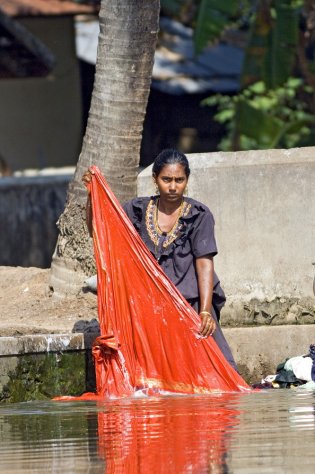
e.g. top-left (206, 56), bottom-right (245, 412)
top-left (0, 0), bottom-right (98, 17)
top-left (76, 16), bottom-right (243, 95)
top-left (151, 17), bottom-right (243, 95)
top-left (0, 9), bottom-right (55, 78)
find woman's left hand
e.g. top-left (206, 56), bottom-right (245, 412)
top-left (199, 312), bottom-right (216, 338)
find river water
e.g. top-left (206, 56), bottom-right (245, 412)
top-left (0, 388), bottom-right (315, 473)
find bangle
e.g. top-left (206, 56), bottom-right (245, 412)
top-left (199, 311), bottom-right (212, 317)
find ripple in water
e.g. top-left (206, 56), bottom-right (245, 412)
top-left (0, 389), bottom-right (315, 473)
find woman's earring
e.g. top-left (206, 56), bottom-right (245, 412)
top-left (185, 186), bottom-right (188, 195)
top-left (155, 185), bottom-right (159, 195)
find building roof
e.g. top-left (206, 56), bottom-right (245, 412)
top-left (0, 10), bottom-right (55, 77)
top-left (76, 16), bottom-right (244, 96)
top-left (0, 0), bottom-right (98, 17)
top-left (152, 17), bottom-right (243, 95)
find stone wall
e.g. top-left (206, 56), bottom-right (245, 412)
top-left (0, 174), bottom-right (71, 268)
top-left (1, 328), bottom-right (315, 398)
top-left (225, 325), bottom-right (315, 384)
top-left (1, 147), bottom-right (314, 323)
top-left (137, 146), bottom-right (315, 326)
top-left (0, 334), bottom-right (96, 403)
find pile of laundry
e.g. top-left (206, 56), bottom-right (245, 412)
top-left (255, 345), bottom-right (315, 389)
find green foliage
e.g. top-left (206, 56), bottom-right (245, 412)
top-left (193, 0), bottom-right (315, 151)
top-left (242, 0), bottom-right (301, 88)
top-left (203, 78), bottom-right (314, 150)
top-left (161, 0), bottom-right (315, 151)
top-left (194, 0), bottom-right (251, 54)
top-left (160, 0), bottom-right (186, 15)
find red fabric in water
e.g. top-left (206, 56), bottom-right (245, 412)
top-left (56, 166), bottom-right (249, 400)
top-left (96, 394), bottom-right (241, 472)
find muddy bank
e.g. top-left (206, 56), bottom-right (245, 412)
top-left (0, 266), bottom-right (97, 336)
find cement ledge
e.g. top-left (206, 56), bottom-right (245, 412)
top-left (0, 333), bottom-right (99, 356)
top-left (0, 325), bottom-right (314, 385)
top-left (224, 324), bottom-right (315, 383)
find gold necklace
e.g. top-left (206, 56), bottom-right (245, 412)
top-left (145, 198), bottom-right (191, 250)
top-left (154, 198), bottom-right (184, 236)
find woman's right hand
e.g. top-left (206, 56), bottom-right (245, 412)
top-left (199, 311), bottom-right (216, 338)
top-left (82, 168), bottom-right (94, 192)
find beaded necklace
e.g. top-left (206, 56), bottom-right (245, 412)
top-left (145, 197), bottom-right (191, 250)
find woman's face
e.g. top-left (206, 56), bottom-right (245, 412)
top-left (154, 163), bottom-right (188, 203)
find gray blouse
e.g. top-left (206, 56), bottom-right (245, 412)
top-left (123, 196), bottom-right (225, 316)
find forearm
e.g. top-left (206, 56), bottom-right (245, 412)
top-left (196, 255), bottom-right (214, 312)
top-left (82, 168), bottom-right (94, 237)
top-left (195, 256), bottom-right (216, 337)
top-left (86, 194), bottom-right (93, 237)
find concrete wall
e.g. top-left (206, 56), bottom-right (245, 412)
top-left (224, 325), bottom-right (315, 383)
top-left (1, 146), bottom-right (314, 323)
top-left (0, 333), bottom-right (96, 402)
top-left (0, 16), bottom-right (83, 172)
top-left (138, 147), bottom-right (315, 326)
top-left (0, 327), bottom-right (314, 394)
top-left (0, 174), bottom-right (71, 267)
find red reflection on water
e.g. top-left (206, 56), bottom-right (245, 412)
top-left (96, 394), bottom-right (241, 473)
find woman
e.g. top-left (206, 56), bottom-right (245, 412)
top-left (83, 148), bottom-right (237, 371)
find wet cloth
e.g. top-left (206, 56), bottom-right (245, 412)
top-left (257, 345), bottom-right (315, 389)
top-left (123, 196), bottom-right (237, 371)
top-left (188, 298), bottom-right (238, 372)
top-left (61, 166), bottom-right (249, 399)
top-left (285, 356), bottom-right (313, 383)
top-left (309, 344), bottom-right (315, 381)
top-left (281, 346), bottom-right (315, 384)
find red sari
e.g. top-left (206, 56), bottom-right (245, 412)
top-left (57, 166), bottom-right (249, 400)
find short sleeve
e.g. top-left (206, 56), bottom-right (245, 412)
top-left (122, 200), bottom-right (134, 220)
top-left (122, 197), bottom-right (147, 232)
top-left (190, 208), bottom-right (218, 258)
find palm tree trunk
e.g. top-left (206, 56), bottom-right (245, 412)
top-left (50, 0), bottom-right (160, 296)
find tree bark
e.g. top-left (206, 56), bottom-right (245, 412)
top-left (50, 0), bottom-right (160, 297)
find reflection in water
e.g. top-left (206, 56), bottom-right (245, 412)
top-left (0, 390), bottom-right (315, 473)
top-left (96, 393), bottom-right (241, 473)
top-left (0, 402), bottom-right (104, 473)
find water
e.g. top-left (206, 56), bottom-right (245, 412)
top-left (0, 389), bottom-right (315, 473)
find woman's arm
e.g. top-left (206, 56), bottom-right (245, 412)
top-left (82, 169), bottom-right (94, 237)
top-left (85, 194), bottom-right (93, 237)
top-left (195, 255), bottom-right (216, 337)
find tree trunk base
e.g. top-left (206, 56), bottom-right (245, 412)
top-left (50, 252), bottom-right (89, 298)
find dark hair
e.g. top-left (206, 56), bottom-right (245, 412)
top-left (152, 148), bottom-right (191, 178)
